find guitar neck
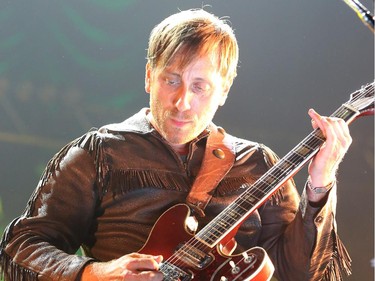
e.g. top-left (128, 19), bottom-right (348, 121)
top-left (196, 100), bottom-right (363, 247)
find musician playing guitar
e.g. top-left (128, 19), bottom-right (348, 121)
top-left (1, 8), bottom-right (364, 281)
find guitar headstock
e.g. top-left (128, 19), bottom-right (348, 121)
top-left (347, 81), bottom-right (374, 117)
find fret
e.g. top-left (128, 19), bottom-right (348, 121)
top-left (241, 194), bottom-right (260, 209)
top-left (294, 143), bottom-right (312, 157)
top-left (199, 191), bottom-right (263, 243)
top-left (334, 106), bottom-right (356, 121)
top-left (247, 183), bottom-right (267, 196)
top-left (216, 219), bottom-right (229, 228)
top-left (237, 195), bottom-right (257, 208)
top-left (311, 132), bottom-right (325, 143)
top-left (282, 157), bottom-right (297, 167)
top-left (258, 176), bottom-right (278, 186)
top-left (226, 207), bottom-right (243, 219)
top-left (217, 212), bottom-right (239, 227)
top-left (270, 163), bottom-right (288, 177)
top-left (288, 150), bottom-right (306, 163)
top-left (277, 159), bottom-right (294, 170)
top-left (300, 141), bottom-right (314, 150)
top-left (201, 231), bottom-right (219, 243)
top-left (210, 221), bottom-right (229, 234)
top-left (272, 163), bottom-right (294, 179)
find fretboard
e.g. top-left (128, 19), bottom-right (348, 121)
top-left (195, 102), bottom-right (362, 247)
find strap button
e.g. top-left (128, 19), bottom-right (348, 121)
top-left (213, 149), bottom-right (225, 159)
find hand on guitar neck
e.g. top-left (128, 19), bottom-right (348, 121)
top-left (307, 108), bottom-right (352, 203)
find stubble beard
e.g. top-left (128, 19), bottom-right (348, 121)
top-left (158, 110), bottom-right (195, 145)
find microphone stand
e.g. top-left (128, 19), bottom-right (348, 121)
top-left (341, 0), bottom-right (374, 32)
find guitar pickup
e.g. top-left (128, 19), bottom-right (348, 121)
top-left (175, 243), bottom-right (214, 269)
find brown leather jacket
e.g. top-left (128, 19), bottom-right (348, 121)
top-left (0, 109), bottom-right (351, 281)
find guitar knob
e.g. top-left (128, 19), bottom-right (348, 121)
top-left (242, 252), bottom-right (254, 264)
top-left (229, 260), bottom-right (240, 274)
top-left (220, 276), bottom-right (229, 281)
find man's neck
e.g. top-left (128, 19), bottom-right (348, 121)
top-left (170, 143), bottom-right (189, 156)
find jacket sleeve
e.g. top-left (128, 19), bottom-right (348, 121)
top-left (257, 145), bottom-right (351, 281)
top-left (0, 131), bottom-right (104, 281)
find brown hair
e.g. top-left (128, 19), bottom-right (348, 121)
top-left (146, 9), bottom-right (239, 81)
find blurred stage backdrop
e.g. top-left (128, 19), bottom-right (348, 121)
top-left (0, 0), bottom-right (373, 280)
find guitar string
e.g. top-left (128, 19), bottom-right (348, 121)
top-left (160, 84), bottom-right (374, 274)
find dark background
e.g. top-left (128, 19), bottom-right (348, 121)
top-left (0, 0), bottom-right (373, 280)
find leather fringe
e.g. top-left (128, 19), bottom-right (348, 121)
top-left (38, 129), bottom-right (106, 189)
top-left (0, 131), bottom-right (103, 280)
top-left (321, 232), bottom-right (352, 281)
top-left (215, 175), bottom-right (286, 206)
top-left (108, 169), bottom-right (191, 196)
top-left (0, 251), bottom-right (38, 281)
top-left (22, 130), bottom-right (104, 217)
top-left (309, 229), bottom-right (352, 281)
top-left (0, 130), bottom-right (105, 280)
top-left (215, 176), bottom-right (259, 196)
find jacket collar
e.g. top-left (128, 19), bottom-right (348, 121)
top-left (102, 108), bottom-right (154, 134)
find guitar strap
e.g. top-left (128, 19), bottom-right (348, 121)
top-left (186, 126), bottom-right (235, 217)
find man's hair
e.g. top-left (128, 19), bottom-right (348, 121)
top-left (146, 9), bottom-right (239, 81)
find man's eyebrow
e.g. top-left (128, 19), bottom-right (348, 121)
top-left (193, 77), bottom-right (208, 82)
top-left (167, 72), bottom-right (180, 77)
top-left (163, 69), bottom-right (210, 82)
top-left (163, 68), bottom-right (181, 76)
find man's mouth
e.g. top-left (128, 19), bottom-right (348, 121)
top-left (169, 117), bottom-right (193, 127)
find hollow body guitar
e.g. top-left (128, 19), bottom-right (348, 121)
top-left (139, 82), bottom-right (374, 281)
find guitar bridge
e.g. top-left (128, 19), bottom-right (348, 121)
top-left (160, 261), bottom-right (192, 281)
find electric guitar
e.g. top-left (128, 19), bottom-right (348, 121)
top-left (139, 82), bottom-right (374, 281)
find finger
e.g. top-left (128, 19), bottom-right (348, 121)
top-left (126, 257), bottom-right (161, 271)
top-left (153, 255), bottom-right (163, 264)
top-left (326, 118), bottom-right (352, 151)
top-left (136, 270), bottom-right (164, 281)
top-left (127, 253), bottom-right (163, 264)
top-left (318, 118), bottom-right (352, 165)
top-left (320, 118), bottom-right (337, 150)
top-left (335, 118), bottom-right (352, 147)
top-left (325, 117), bottom-right (351, 147)
top-left (308, 108), bottom-right (324, 131)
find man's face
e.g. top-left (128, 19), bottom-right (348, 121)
top-left (145, 54), bottom-right (231, 146)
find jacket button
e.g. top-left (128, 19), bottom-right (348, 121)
top-left (213, 149), bottom-right (225, 159)
top-left (315, 216), bottom-right (323, 223)
top-left (218, 127), bottom-right (226, 134)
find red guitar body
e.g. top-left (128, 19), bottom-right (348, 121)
top-left (139, 204), bottom-right (275, 281)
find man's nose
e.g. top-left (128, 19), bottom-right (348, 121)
top-left (174, 87), bottom-right (192, 112)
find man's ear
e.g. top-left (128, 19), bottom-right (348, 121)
top-left (145, 62), bottom-right (152, 93)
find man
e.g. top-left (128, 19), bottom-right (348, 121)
top-left (0, 9), bottom-right (352, 281)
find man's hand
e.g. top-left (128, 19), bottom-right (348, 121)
top-left (307, 108), bottom-right (352, 202)
top-left (81, 253), bottom-right (164, 281)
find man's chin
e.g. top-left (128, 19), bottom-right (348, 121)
top-left (163, 134), bottom-right (194, 146)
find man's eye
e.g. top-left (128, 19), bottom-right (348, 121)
top-left (165, 78), bottom-right (180, 86)
top-left (193, 82), bottom-right (210, 94)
